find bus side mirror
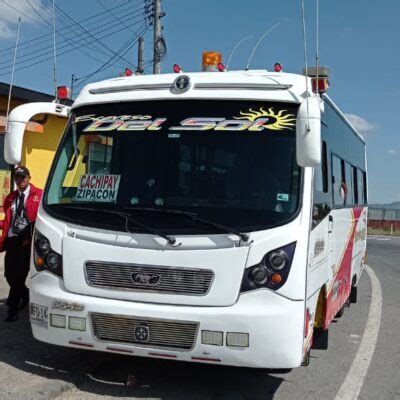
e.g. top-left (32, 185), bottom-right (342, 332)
top-left (296, 96), bottom-right (321, 167)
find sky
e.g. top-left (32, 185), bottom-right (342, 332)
top-left (0, 0), bottom-right (398, 204)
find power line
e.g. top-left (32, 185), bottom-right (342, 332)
top-left (0, 1), bottom-right (142, 55)
top-left (0, 18), bottom-right (148, 77)
top-left (32, 0), bottom-right (115, 59)
top-left (0, 0), bottom-right (39, 24)
top-left (74, 23), bottom-right (151, 90)
top-left (0, 9), bottom-right (147, 73)
top-left (75, 23), bottom-right (151, 87)
top-left (49, 0), bottom-right (134, 65)
top-left (25, 0), bottom-right (114, 65)
top-left (96, 0), bottom-right (137, 34)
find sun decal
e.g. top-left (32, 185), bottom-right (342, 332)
top-left (234, 107), bottom-right (296, 131)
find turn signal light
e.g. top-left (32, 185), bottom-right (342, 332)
top-left (35, 257), bottom-right (45, 267)
top-left (271, 273), bottom-right (283, 284)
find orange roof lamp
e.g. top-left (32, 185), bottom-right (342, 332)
top-left (303, 66), bottom-right (330, 94)
top-left (202, 51), bottom-right (225, 72)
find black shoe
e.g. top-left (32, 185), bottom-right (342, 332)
top-left (4, 312), bottom-right (18, 323)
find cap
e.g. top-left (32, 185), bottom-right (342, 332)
top-left (14, 166), bottom-right (30, 178)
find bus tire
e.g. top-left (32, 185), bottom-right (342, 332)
top-left (350, 284), bottom-right (358, 304)
top-left (335, 305), bottom-right (345, 318)
top-left (312, 328), bottom-right (328, 350)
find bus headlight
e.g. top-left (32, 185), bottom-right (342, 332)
top-left (249, 266), bottom-right (269, 285)
top-left (46, 252), bottom-right (61, 270)
top-left (37, 237), bottom-right (51, 255)
top-left (268, 250), bottom-right (288, 271)
top-left (240, 242), bottom-right (296, 293)
top-left (34, 230), bottom-right (63, 278)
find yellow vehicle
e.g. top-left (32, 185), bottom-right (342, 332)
top-left (4, 102), bottom-right (69, 188)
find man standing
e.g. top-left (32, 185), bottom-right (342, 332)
top-left (0, 166), bottom-right (42, 322)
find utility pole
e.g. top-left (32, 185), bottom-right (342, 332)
top-left (137, 37), bottom-right (144, 74)
top-left (153, 0), bottom-right (162, 74)
top-left (70, 74), bottom-right (76, 99)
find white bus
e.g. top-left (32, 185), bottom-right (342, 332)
top-left (7, 58), bottom-right (367, 368)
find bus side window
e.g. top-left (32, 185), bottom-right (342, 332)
top-left (353, 166), bottom-right (358, 205)
top-left (332, 155), bottom-right (344, 207)
top-left (357, 169), bottom-right (363, 205)
top-left (313, 141), bottom-right (330, 226)
top-left (345, 162), bottom-right (354, 206)
top-left (363, 171), bottom-right (368, 204)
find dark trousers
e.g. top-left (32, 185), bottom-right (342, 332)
top-left (4, 236), bottom-right (31, 313)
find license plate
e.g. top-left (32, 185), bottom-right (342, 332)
top-left (30, 303), bottom-right (48, 326)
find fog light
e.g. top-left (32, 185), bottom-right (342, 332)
top-left (68, 317), bottom-right (86, 331)
top-left (226, 332), bottom-right (249, 347)
top-left (201, 330), bottom-right (223, 346)
top-left (50, 314), bottom-right (66, 328)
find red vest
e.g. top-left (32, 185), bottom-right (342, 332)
top-left (0, 184), bottom-right (43, 252)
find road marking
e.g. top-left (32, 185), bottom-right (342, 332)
top-left (335, 265), bottom-right (382, 400)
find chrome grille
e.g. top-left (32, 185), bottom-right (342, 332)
top-left (85, 262), bottom-right (214, 295)
top-left (90, 312), bottom-right (198, 350)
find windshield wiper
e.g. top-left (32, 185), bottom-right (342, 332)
top-left (61, 205), bottom-right (177, 245)
top-left (123, 206), bottom-right (250, 242)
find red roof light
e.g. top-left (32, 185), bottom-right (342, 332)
top-left (173, 64), bottom-right (182, 73)
top-left (217, 62), bottom-right (226, 72)
top-left (274, 63), bottom-right (283, 72)
top-left (57, 86), bottom-right (71, 100)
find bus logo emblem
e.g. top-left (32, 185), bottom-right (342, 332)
top-left (134, 325), bottom-right (150, 342)
top-left (131, 273), bottom-right (161, 286)
top-left (172, 75), bottom-right (191, 93)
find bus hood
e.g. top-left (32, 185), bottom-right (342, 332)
top-left (62, 235), bottom-right (250, 307)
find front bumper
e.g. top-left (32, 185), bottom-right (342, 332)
top-left (30, 272), bottom-right (304, 368)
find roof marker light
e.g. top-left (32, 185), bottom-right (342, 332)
top-left (217, 62), bottom-right (226, 72)
top-left (124, 68), bottom-right (133, 76)
top-left (57, 86), bottom-right (71, 100)
top-left (173, 64), bottom-right (182, 73)
top-left (303, 66), bottom-right (330, 93)
top-left (274, 63), bottom-right (283, 72)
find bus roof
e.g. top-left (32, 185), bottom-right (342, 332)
top-left (73, 70), bottom-right (310, 109)
top-left (72, 69), bottom-right (365, 144)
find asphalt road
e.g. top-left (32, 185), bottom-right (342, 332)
top-left (0, 236), bottom-right (398, 400)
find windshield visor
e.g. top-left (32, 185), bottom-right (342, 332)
top-left (45, 100), bottom-right (301, 233)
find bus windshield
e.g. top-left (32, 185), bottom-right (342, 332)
top-left (45, 100), bottom-right (301, 234)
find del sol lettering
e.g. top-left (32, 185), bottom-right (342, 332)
top-left (81, 116), bottom-right (280, 132)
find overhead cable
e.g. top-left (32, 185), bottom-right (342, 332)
top-left (0, 1), bottom-right (143, 55)
top-left (0, 10), bottom-right (146, 73)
